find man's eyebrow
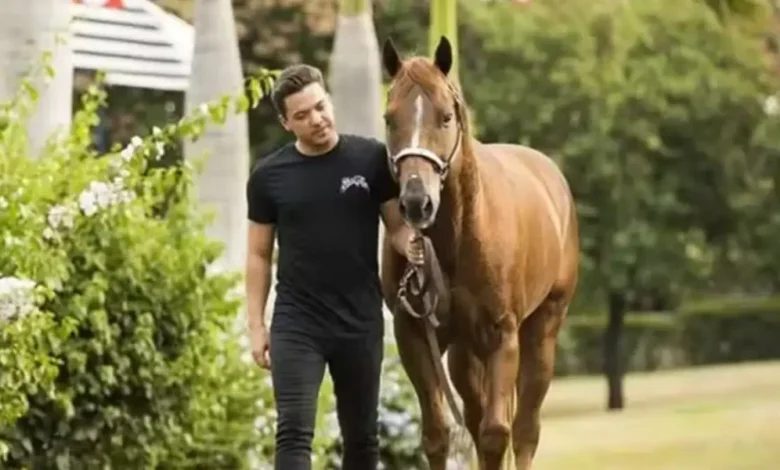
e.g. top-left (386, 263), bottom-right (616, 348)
top-left (293, 100), bottom-right (325, 117)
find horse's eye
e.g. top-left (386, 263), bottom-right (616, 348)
top-left (442, 113), bottom-right (453, 124)
top-left (383, 114), bottom-right (393, 128)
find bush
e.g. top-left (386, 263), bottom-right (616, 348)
top-left (680, 297), bottom-right (780, 365)
top-left (556, 313), bottom-right (682, 376)
top-left (0, 60), bottom-right (437, 469)
top-left (557, 297), bottom-right (780, 376)
top-left (0, 61), bottom-right (274, 468)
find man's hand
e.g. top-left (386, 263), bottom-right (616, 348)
top-left (381, 199), bottom-right (425, 265)
top-left (405, 232), bottom-right (425, 266)
top-left (250, 325), bottom-right (271, 369)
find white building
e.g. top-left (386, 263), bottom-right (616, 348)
top-left (71, 0), bottom-right (193, 91)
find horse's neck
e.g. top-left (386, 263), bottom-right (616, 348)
top-left (427, 145), bottom-right (481, 275)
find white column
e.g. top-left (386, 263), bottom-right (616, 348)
top-left (0, 0), bottom-right (73, 157)
top-left (184, 0), bottom-right (250, 275)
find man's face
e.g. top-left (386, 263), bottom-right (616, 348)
top-left (280, 83), bottom-right (337, 148)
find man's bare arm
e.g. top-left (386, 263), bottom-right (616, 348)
top-left (246, 221), bottom-right (276, 331)
top-left (380, 199), bottom-right (414, 256)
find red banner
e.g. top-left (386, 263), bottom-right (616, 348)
top-left (72, 0), bottom-right (125, 8)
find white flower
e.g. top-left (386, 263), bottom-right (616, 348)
top-left (77, 179), bottom-right (136, 217)
top-left (199, 103), bottom-right (209, 115)
top-left (764, 95), bottom-right (778, 116)
top-left (0, 276), bottom-right (37, 322)
top-left (130, 135), bottom-right (143, 148)
top-left (120, 145), bottom-right (135, 162)
top-left (0, 197), bottom-right (7, 210)
top-left (43, 227), bottom-right (56, 240)
top-left (152, 126), bottom-right (162, 136)
top-left (155, 142), bottom-right (165, 160)
top-left (78, 190), bottom-right (99, 216)
top-left (47, 203), bottom-right (76, 230)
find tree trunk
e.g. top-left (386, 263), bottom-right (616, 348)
top-left (185, 0), bottom-right (250, 273)
top-left (329, 0), bottom-right (382, 139)
top-left (604, 291), bottom-right (627, 410)
top-left (0, 0), bottom-right (73, 157)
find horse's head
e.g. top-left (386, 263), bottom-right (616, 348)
top-left (382, 36), bottom-right (464, 230)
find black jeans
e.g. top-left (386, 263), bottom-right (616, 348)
top-left (269, 325), bottom-right (384, 470)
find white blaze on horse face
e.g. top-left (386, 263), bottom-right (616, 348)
top-left (410, 94), bottom-right (424, 148)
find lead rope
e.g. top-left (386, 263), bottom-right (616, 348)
top-left (395, 234), bottom-right (465, 428)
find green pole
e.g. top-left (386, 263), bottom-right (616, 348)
top-left (339, 0), bottom-right (365, 17)
top-left (429, 0), bottom-right (459, 82)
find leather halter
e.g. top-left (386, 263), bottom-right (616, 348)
top-left (386, 89), bottom-right (463, 182)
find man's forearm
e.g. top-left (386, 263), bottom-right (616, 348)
top-left (390, 224), bottom-right (414, 257)
top-left (246, 253), bottom-right (272, 330)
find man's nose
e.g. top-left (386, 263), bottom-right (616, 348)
top-left (309, 111), bottom-right (323, 126)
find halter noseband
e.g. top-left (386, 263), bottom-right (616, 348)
top-left (387, 89), bottom-right (463, 182)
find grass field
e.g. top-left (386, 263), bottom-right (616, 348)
top-left (530, 361), bottom-right (780, 470)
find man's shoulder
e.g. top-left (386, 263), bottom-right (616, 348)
top-left (339, 134), bottom-right (386, 154)
top-left (250, 142), bottom-right (296, 178)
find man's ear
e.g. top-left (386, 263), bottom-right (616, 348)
top-left (279, 114), bottom-right (290, 132)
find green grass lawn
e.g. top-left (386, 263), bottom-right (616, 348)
top-left (531, 361), bottom-right (780, 470)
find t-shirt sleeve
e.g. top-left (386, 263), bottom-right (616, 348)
top-left (372, 141), bottom-right (399, 204)
top-left (246, 166), bottom-right (277, 224)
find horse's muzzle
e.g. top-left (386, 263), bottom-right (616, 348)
top-left (400, 194), bottom-right (434, 225)
top-left (400, 180), bottom-right (434, 227)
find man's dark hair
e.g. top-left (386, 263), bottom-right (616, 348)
top-left (271, 64), bottom-right (326, 119)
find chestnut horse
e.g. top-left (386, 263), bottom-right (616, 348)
top-left (380, 36), bottom-right (580, 470)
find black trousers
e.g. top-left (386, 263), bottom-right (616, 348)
top-left (269, 324), bottom-right (384, 470)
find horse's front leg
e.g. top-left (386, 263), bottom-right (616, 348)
top-left (479, 310), bottom-right (520, 470)
top-left (394, 312), bottom-right (451, 470)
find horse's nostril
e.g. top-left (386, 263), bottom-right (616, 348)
top-left (399, 199), bottom-right (409, 217)
top-left (422, 197), bottom-right (434, 217)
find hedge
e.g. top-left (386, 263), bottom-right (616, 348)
top-left (555, 296), bottom-right (780, 376)
top-left (680, 297), bottom-right (780, 366)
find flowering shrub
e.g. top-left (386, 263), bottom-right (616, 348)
top-left (1, 57), bottom-right (428, 469)
top-left (0, 59), bottom-right (275, 467)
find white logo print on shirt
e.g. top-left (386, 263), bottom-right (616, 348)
top-left (340, 175), bottom-right (370, 194)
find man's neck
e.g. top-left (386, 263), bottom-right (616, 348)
top-left (295, 134), bottom-right (340, 157)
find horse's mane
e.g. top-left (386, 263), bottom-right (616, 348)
top-left (390, 57), bottom-right (475, 157)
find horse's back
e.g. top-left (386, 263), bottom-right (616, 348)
top-left (480, 143), bottom-right (572, 211)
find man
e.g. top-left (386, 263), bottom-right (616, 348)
top-left (245, 64), bottom-right (420, 470)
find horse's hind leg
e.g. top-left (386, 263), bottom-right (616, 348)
top-left (394, 313), bottom-right (451, 470)
top-left (512, 298), bottom-right (565, 470)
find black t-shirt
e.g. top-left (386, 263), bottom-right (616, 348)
top-left (246, 134), bottom-right (399, 338)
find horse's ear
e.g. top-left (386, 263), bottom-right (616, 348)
top-left (382, 37), bottom-right (402, 78)
top-left (433, 36), bottom-right (453, 76)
